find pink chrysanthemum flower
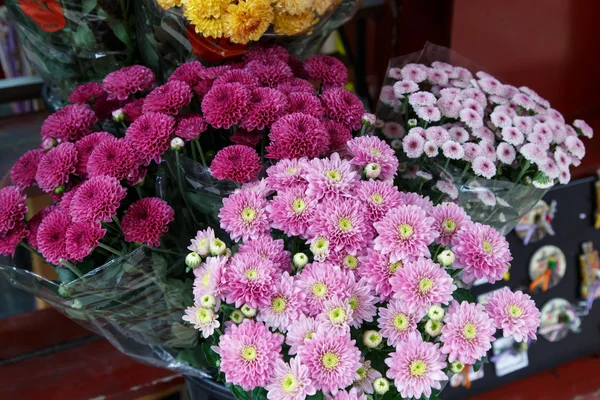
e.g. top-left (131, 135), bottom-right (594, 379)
top-left (459, 108), bottom-right (483, 129)
top-left (558, 167), bottom-right (571, 184)
top-left (462, 88), bottom-right (487, 106)
top-left (266, 113), bottom-right (329, 160)
top-left (0, 186), bottom-right (28, 236)
top-left (354, 180), bottom-right (402, 223)
top-left (490, 110), bottom-right (512, 129)
top-left (440, 301), bottom-right (496, 365)
top-left (416, 106), bottom-right (442, 122)
top-left (360, 250), bottom-right (403, 301)
top-left (513, 116), bottom-right (535, 134)
top-left (485, 287), bottom-right (540, 342)
top-left (379, 86), bottom-right (400, 107)
top-left (266, 357), bottom-right (317, 400)
top-left (401, 64), bottom-right (428, 82)
top-left (10, 149), bottom-right (45, 188)
top-left (462, 98), bottom-right (485, 116)
top-left (296, 262), bottom-right (350, 316)
top-left (74, 132), bottom-right (113, 177)
top-left (286, 92), bottom-right (324, 119)
top-left (303, 153), bottom-right (358, 201)
top-left (87, 137), bottom-right (137, 180)
top-left (103, 65), bottom-right (155, 101)
top-left (214, 69), bottom-right (260, 88)
top-left (425, 127), bottom-right (450, 146)
top-left (316, 297), bottom-right (354, 336)
top-left (393, 80), bottom-right (419, 97)
top-left (452, 223), bottom-right (511, 284)
top-left (175, 114), bottom-right (208, 141)
top-left (70, 176), bottom-right (126, 223)
top-left (448, 127), bottom-right (469, 143)
top-left (265, 158), bottom-right (309, 191)
top-left (277, 78), bottom-right (316, 96)
top-left (65, 221), bottom-right (106, 262)
top-left (378, 299), bottom-right (420, 346)
top-left (123, 98), bottom-right (145, 122)
top-left (241, 87), bottom-right (288, 131)
top-left (121, 197), bottom-right (174, 247)
top-left (267, 187), bottom-right (317, 238)
top-left (479, 140), bottom-right (497, 162)
top-left (321, 88), bottom-right (364, 131)
top-left (330, 388), bottom-right (367, 400)
top-left (41, 104), bottom-right (97, 142)
top-left (573, 119), bottom-right (594, 139)
top-left (35, 143), bottom-right (78, 193)
top-left (346, 275), bottom-right (378, 328)
top-left (193, 255), bottom-right (227, 301)
top-left (26, 206), bottom-right (55, 250)
top-left (219, 190), bottom-right (269, 242)
top-left (373, 205), bottom-right (438, 262)
top-left (0, 222), bottom-right (28, 257)
top-left (168, 61), bottom-right (204, 88)
top-left (399, 192), bottom-right (434, 210)
top-left (245, 59), bottom-right (294, 88)
top-left (382, 122), bottom-right (405, 139)
top-left (471, 156), bottom-right (496, 179)
top-left (539, 158), bottom-right (560, 180)
top-left (257, 272), bottom-right (306, 332)
top-left (391, 258), bottom-right (456, 314)
top-left (496, 142), bottom-right (516, 164)
top-left (216, 319), bottom-right (283, 391)
top-left (238, 235), bottom-right (291, 273)
top-left (408, 91), bottom-right (436, 107)
top-left (435, 180), bottom-right (458, 200)
top-left (142, 80), bottom-right (192, 115)
top-left (476, 188), bottom-right (496, 207)
top-left (286, 315), bottom-right (321, 355)
top-left (387, 67), bottom-right (403, 80)
top-left (512, 92), bottom-right (536, 110)
top-left (428, 68), bottom-right (449, 85)
top-left (402, 133), bottom-right (425, 158)
top-left (69, 82), bottom-right (104, 104)
top-left (437, 97), bottom-right (462, 119)
top-left (125, 112), bottom-right (175, 165)
top-left (201, 83), bottom-right (251, 129)
top-left (297, 331), bottom-right (361, 394)
top-left (325, 120), bottom-right (352, 153)
top-left (304, 55), bottom-right (348, 86)
top-left (554, 147), bottom-right (570, 170)
top-left (385, 332), bottom-right (447, 399)
top-left (182, 304), bottom-right (220, 338)
top-left (520, 143), bottom-right (548, 166)
top-left (423, 141), bottom-right (439, 158)
top-left (224, 252), bottom-right (278, 308)
top-left (37, 209), bottom-right (70, 264)
top-left (441, 140), bottom-right (464, 160)
top-left (347, 136), bottom-right (399, 181)
top-left (478, 76), bottom-right (502, 95)
top-left (211, 145), bottom-right (261, 183)
top-left (428, 202), bottom-right (472, 246)
top-left (565, 136), bottom-right (586, 159)
top-left (353, 358), bottom-right (381, 395)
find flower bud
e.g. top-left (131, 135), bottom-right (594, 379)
top-left (210, 238), bottom-right (227, 256)
top-left (310, 237), bottom-right (329, 261)
top-left (293, 252), bottom-right (309, 269)
top-left (363, 330), bottom-right (383, 348)
top-left (427, 305), bottom-right (445, 321)
top-left (185, 252), bottom-right (202, 269)
top-left (171, 137), bottom-right (185, 151)
top-left (373, 378), bottom-right (390, 395)
top-left (53, 185), bottom-right (65, 195)
top-left (241, 304), bottom-right (257, 318)
top-left (361, 113), bottom-right (376, 127)
top-left (112, 108), bottom-right (125, 122)
top-left (41, 137), bottom-right (57, 151)
top-left (437, 249), bottom-right (455, 267)
top-left (200, 294), bottom-right (217, 309)
top-left (365, 163), bottom-right (381, 179)
top-left (343, 255), bottom-right (359, 270)
top-left (449, 360), bottom-right (464, 374)
top-left (374, 119), bottom-right (385, 129)
top-left (58, 283), bottom-right (71, 298)
top-left (230, 309), bottom-right (245, 324)
top-left (425, 319), bottom-right (443, 337)
top-left (408, 118), bottom-right (418, 127)
top-left (72, 299), bottom-right (83, 309)
top-left (391, 139), bottom-right (402, 149)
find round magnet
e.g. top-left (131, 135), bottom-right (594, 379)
top-left (529, 245), bottom-right (566, 290)
top-left (539, 298), bottom-right (581, 342)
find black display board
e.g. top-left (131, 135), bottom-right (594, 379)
top-left (445, 176), bottom-right (600, 399)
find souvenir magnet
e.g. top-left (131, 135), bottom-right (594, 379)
top-left (515, 200), bottom-right (557, 245)
top-left (579, 241), bottom-right (600, 311)
top-left (529, 245), bottom-right (566, 292)
top-left (538, 298), bottom-right (581, 342)
top-left (450, 364), bottom-right (484, 389)
top-left (490, 337), bottom-right (530, 377)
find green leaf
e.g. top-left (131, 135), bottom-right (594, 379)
top-left (201, 341), bottom-right (220, 367)
top-left (55, 266), bottom-right (78, 283)
top-left (82, 0), bottom-right (97, 15)
top-left (73, 23), bottom-right (96, 50)
top-left (187, 192), bottom-right (224, 218)
top-left (230, 385), bottom-right (250, 400)
top-left (251, 387), bottom-right (267, 399)
top-left (108, 19), bottom-right (131, 47)
top-left (306, 392), bottom-right (325, 400)
top-left (452, 288), bottom-right (476, 304)
top-left (165, 322), bottom-right (199, 348)
top-left (472, 356), bottom-right (488, 372)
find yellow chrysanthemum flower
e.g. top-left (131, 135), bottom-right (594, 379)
top-left (273, 10), bottom-right (316, 35)
top-left (193, 15), bottom-right (226, 38)
top-left (156, 0), bottom-right (183, 9)
top-left (183, 0), bottom-right (232, 19)
top-left (224, 0), bottom-right (274, 44)
top-left (311, 0), bottom-right (335, 15)
top-left (274, 0), bottom-right (311, 16)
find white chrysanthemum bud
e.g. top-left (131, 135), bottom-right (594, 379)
top-left (241, 304), bottom-right (257, 318)
top-left (373, 377), bottom-right (390, 395)
top-left (210, 238), bottom-right (226, 256)
top-left (427, 304), bottom-right (445, 321)
top-left (230, 309), bottom-right (245, 324)
top-left (41, 137), bottom-right (57, 151)
top-left (391, 139), bottom-right (402, 149)
top-left (293, 252), bottom-right (309, 269)
top-left (171, 137), bottom-right (185, 151)
top-left (58, 283), bottom-right (71, 297)
top-left (450, 360), bottom-right (465, 374)
top-left (425, 319), bottom-right (443, 337)
top-left (200, 294), bottom-right (217, 309)
top-left (112, 108), bottom-right (125, 122)
top-left (185, 252), bottom-right (202, 268)
top-left (361, 112), bottom-right (376, 127)
top-left (437, 249), bottom-right (455, 267)
top-left (365, 163), bottom-right (381, 179)
top-left (310, 237), bottom-right (329, 260)
top-left (363, 330), bottom-right (383, 348)
top-left (407, 118), bottom-right (418, 127)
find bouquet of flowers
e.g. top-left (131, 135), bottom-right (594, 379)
top-left (6, 0), bottom-right (136, 109)
top-left (375, 44), bottom-right (592, 234)
top-left (178, 140), bottom-right (541, 399)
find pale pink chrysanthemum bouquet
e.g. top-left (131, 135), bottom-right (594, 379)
top-left (376, 43), bottom-right (592, 234)
top-left (181, 137), bottom-right (540, 400)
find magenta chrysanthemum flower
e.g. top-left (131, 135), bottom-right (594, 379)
top-left (201, 83), bottom-right (251, 129)
top-left (321, 88), bottom-right (363, 131)
top-left (471, 156), bottom-right (497, 179)
top-left (216, 319), bottom-right (283, 391)
top-left (223, 252), bottom-right (278, 308)
top-left (193, 255), bottom-right (227, 301)
top-left (74, 132), bottom-right (113, 177)
top-left (70, 176), bottom-right (126, 223)
top-left (125, 112), bottom-right (175, 165)
top-left (121, 198), bottom-right (174, 247)
top-left (309, 198), bottom-right (371, 255)
top-left (35, 143), bottom-right (78, 193)
top-left (241, 87), bottom-right (288, 131)
top-left (266, 357), bottom-right (316, 400)
top-left (0, 186), bottom-right (28, 236)
top-left (286, 92), bottom-right (324, 119)
top-left (485, 287), bottom-right (540, 342)
top-left (266, 113), bottom-right (329, 160)
top-left (298, 331), bottom-right (361, 394)
top-left (296, 262), bottom-right (350, 316)
top-left (69, 82), bottom-right (104, 104)
top-left (103, 65), bottom-right (155, 101)
top-left (347, 275), bottom-right (378, 328)
top-left (245, 59), bottom-right (294, 88)
top-left (257, 272), bottom-right (306, 332)
top-left (378, 299), bottom-right (419, 346)
top-left (182, 304), bottom-right (220, 338)
top-left (360, 249), bottom-right (403, 302)
top-left (347, 136), bottom-right (399, 181)
top-left (428, 202), bottom-right (472, 246)
top-left (230, 128), bottom-right (263, 147)
top-left (214, 69), bottom-right (260, 88)
top-left (303, 153), bottom-right (358, 201)
top-left (373, 205), bottom-right (438, 262)
top-left (265, 158), bottom-right (309, 191)
top-left (325, 120), bottom-right (352, 154)
top-left (37, 209), bottom-right (70, 265)
top-left (211, 145), bottom-right (261, 183)
top-left (175, 114), bottom-right (208, 141)
top-left (390, 258), bottom-right (455, 314)
top-left (41, 104), bottom-right (97, 141)
top-left (123, 98), bottom-right (145, 122)
top-left (243, 45), bottom-right (289, 63)
top-left (142, 80), bottom-right (192, 115)
top-left (10, 149), bottom-right (45, 188)
top-left (354, 180), bottom-right (402, 223)
top-left (168, 61), bottom-right (204, 88)
top-left (276, 78), bottom-right (315, 96)
top-left (87, 137), bottom-right (137, 180)
top-left (452, 223), bottom-right (511, 284)
top-left (238, 235), bottom-right (291, 273)
top-left (0, 222), bottom-right (28, 257)
top-left (268, 187), bottom-right (317, 238)
top-left (286, 315), bottom-right (321, 355)
top-left (65, 221), bottom-right (106, 262)
top-left (385, 332), bottom-right (447, 399)
top-left (26, 206), bottom-right (55, 249)
top-left (440, 301), bottom-right (496, 365)
top-left (219, 190), bottom-right (269, 242)
top-left (304, 55), bottom-right (348, 86)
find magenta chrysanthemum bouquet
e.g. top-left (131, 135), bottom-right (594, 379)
top-left (178, 140), bottom-right (541, 399)
top-left (376, 44), bottom-right (592, 234)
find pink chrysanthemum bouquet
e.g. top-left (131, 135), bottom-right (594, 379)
top-left (180, 138), bottom-right (541, 400)
top-left (376, 43), bottom-right (592, 234)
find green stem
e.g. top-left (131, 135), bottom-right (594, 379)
top-left (450, 269), bottom-right (462, 278)
top-left (111, 215), bottom-right (122, 229)
top-left (102, 222), bottom-right (121, 235)
top-left (113, 121), bottom-right (122, 137)
top-left (433, 192), bottom-right (446, 205)
top-left (432, 245), bottom-right (442, 260)
top-left (60, 259), bottom-right (83, 278)
top-left (194, 140), bottom-right (208, 170)
top-left (457, 163), bottom-right (470, 184)
top-left (260, 132), bottom-right (266, 164)
top-left (443, 158), bottom-right (450, 172)
top-left (98, 242), bottom-right (125, 258)
top-left (191, 140), bottom-right (198, 163)
top-left (360, 125), bottom-right (367, 136)
top-left (19, 241), bottom-right (43, 259)
top-left (514, 160), bottom-right (531, 184)
top-left (175, 150), bottom-right (200, 226)
top-left (135, 186), bottom-right (144, 199)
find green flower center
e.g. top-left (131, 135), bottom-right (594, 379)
top-left (315, 238), bottom-right (328, 250)
top-left (281, 374), bottom-right (299, 393)
top-left (338, 217), bottom-right (352, 231)
top-left (241, 345), bottom-right (257, 361)
top-left (292, 198), bottom-right (306, 213)
top-left (312, 282), bottom-right (327, 298)
top-left (286, 167), bottom-right (298, 174)
top-left (356, 366), bottom-right (367, 380)
top-left (371, 193), bottom-right (384, 204)
top-left (321, 352), bottom-right (339, 370)
top-left (409, 360), bottom-right (428, 377)
top-left (241, 207), bottom-right (256, 222)
top-left (443, 218), bottom-right (456, 234)
top-left (349, 296), bottom-right (359, 310)
top-left (508, 304), bottom-right (523, 318)
top-left (393, 313), bottom-right (410, 331)
top-left (368, 333), bottom-right (380, 343)
top-left (398, 223), bottom-right (413, 239)
top-left (483, 240), bottom-right (493, 253)
top-left (196, 308), bottom-right (212, 323)
top-left (327, 170), bottom-right (341, 181)
top-left (329, 307), bottom-right (346, 324)
top-left (272, 296), bottom-right (287, 312)
top-left (388, 261), bottom-right (403, 273)
top-left (370, 147), bottom-right (382, 156)
top-left (305, 331), bottom-right (314, 340)
top-left (245, 268), bottom-right (259, 280)
top-left (198, 238), bottom-right (208, 248)
top-left (418, 278), bottom-right (434, 293)
top-left (344, 255), bottom-right (358, 269)
top-left (463, 322), bottom-right (477, 340)
top-left (201, 273), bottom-right (211, 287)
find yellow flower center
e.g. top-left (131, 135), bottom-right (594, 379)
top-left (443, 218), bottom-right (456, 233)
top-left (370, 147), bottom-right (382, 156)
top-left (286, 167), bottom-right (298, 174)
top-left (272, 296), bottom-right (287, 312)
top-left (241, 206), bottom-right (256, 222)
top-left (241, 345), bottom-right (257, 361)
top-left (305, 331), bottom-right (314, 340)
top-left (398, 223), bottom-right (413, 239)
top-left (418, 278), bottom-right (434, 294)
top-left (321, 352), bottom-right (339, 370)
top-left (508, 304), bottom-right (523, 318)
top-left (315, 238), bottom-right (328, 249)
top-left (292, 198), bottom-right (306, 213)
top-left (356, 366), bottom-right (367, 380)
top-left (349, 296), bottom-right (359, 310)
top-left (327, 170), bottom-right (341, 181)
top-left (388, 261), bottom-right (403, 273)
top-left (409, 360), bottom-right (428, 377)
top-left (281, 374), bottom-right (300, 393)
top-left (483, 240), bottom-right (493, 253)
top-left (329, 307), bottom-right (346, 324)
top-left (371, 193), bottom-right (384, 204)
top-left (312, 282), bottom-right (327, 298)
top-left (338, 217), bottom-right (352, 231)
top-left (463, 322), bottom-right (477, 340)
top-left (196, 308), bottom-right (212, 323)
top-left (198, 238), bottom-right (208, 248)
top-left (245, 268), bottom-right (259, 280)
top-left (201, 272), bottom-right (211, 287)
top-left (344, 255), bottom-right (358, 269)
top-left (393, 313), bottom-right (410, 331)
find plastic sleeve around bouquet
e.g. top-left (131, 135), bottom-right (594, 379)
top-left (0, 247), bottom-right (212, 378)
top-left (6, 0), bottom-right (135, 108)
